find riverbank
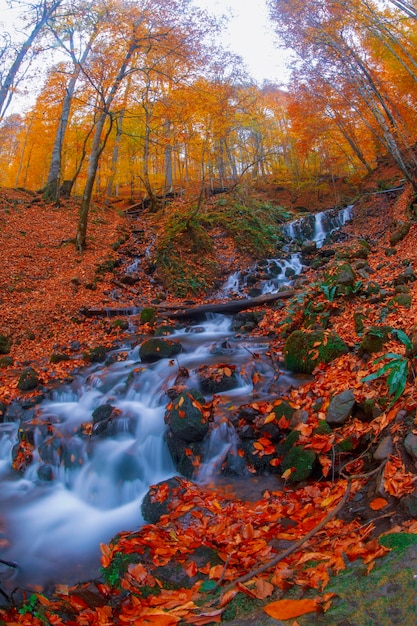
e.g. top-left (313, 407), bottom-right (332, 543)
top-left (1, 164), bottom-right (417, 624)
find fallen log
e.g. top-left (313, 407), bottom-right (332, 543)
top-left (80, 290), bottom-right (295, 319)
top-left (160, 290), bottom-right (295, 319)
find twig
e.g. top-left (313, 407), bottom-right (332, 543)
top-left (218, 479), bottom-right (352, 599)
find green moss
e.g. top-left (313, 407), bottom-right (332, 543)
top-left (280, 446), bottom-right (316, 482)
top-left (284, 330), bottom-right (348, 374)
top-left (140, 307), bottom-right (157, 324)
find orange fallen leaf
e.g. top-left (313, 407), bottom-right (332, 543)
top-left (369, 497), bottom-right (388, 511)
top-left (264, 598), bottom-right (318, 619)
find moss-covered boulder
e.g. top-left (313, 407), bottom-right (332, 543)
top-left (284, 330), bottom-right (348, 374)
top-left (165, 390), bottom-right (209, 442)
top-left (359, 325), bottom-right (392, 356)
top-left (280, 446), bottom-right (317, 482)
top-left (390, 220), bottom-right (411, 246)
top-left (17, 366), bottom-right (39, 391)
top-left (139, 337), bottom-right (182, 362)
top-left (0, 334), bottom-right (11, 354)
top-left (140, 307), bottom-right (158, 325)
top-left (0, 355), bottom-right (13, 367)
top-left (84, 345), bottom-right (108, 363)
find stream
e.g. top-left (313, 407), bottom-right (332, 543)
top-left (0, 205), bottom-right (352, 594)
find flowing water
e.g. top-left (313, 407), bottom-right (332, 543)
top-left (0, 205), bottom-right (353, 593)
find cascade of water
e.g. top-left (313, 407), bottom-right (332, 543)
top-left (0, 206), bottom-right (354, 591)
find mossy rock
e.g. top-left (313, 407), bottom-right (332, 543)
top-left (388, 293), bottom-right (412, 309)
top-left (390, 220), bottom-right (411, 246)
top-left (50, 352), bottom-right (70, 364)
top-left (139, 337), bottom-right (182, 362)
top-left (84, 346), bottom-right (108, 363)
top-left (140, 307), bottom-right (158, 325)
top-left (338, 240), bottom-right (370, 260)
top-left (271, 400), bottom-right (295, 422)
top-left (17, 366), bottom-right (39, 391)
top-left (280, 446), bottom-right (316, 482)
top-left (141, 476), bottom-right (186, 523)
top-left (111, 319), bottom-right (129, 330)
top-left (0, 355), bottom-right (13, 367)
top-left (284, 330), bottom-right (348, 374)
top-left (165, 390), bottom-right (209, 442)
top-left (0, 333), bottom-right (11, 354)
top-left (314, 420), bottom-right (333, 435)
top-left (358, 325), bottom-right (392, 356)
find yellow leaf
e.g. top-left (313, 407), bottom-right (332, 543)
top-left (223, 367), bottom-right (232, 377)
top-left (264, 412), bottom-right (276, 425)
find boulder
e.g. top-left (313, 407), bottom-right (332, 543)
top-left (0, 333), bottom-right (11, 354)
top-left (139, 337), bottom-right (182, 362)
top-left (326, 389), bottom-right (356, 425)
top-left (197, 363), bottom-right (239, 394)
top-left (165, 390), bottom-right (209, 442)
top-left (17, 366), bottom-right (39, 391)
top-left (280, 446), bottom-right (317, 482)
top-left (141, 477), bottom-right (187, 523)
top-left (284, 329), bottom-right (348, 374)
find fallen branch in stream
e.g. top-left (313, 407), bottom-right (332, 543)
top-left (80, 289), bottom-right (296, 318)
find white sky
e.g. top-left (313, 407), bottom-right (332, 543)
top-left (193, 0), bottom-right (290, 84)
top-left (0, 0), bottom-right (289, 115)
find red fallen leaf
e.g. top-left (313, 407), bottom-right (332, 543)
top-left (185, 560), bottom-right (198, 577)
top-left (254, 578), bottom-right (274, 599)
top-left (264, 598), bottom-right (318, 619)
top-left (369, 497), bottom-right (389, 511)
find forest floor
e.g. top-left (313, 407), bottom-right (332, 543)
top-left (1, 161), bottom-right (417, 624)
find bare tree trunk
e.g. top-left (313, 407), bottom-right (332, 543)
top-left (76, 27), bottom-right (141, 251)
top-left (44, 34), bottom-right (94, 201)
top-left (0, 0), bottom-right (63, 119)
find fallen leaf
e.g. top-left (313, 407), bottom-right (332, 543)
top-left (369, 497), bottom-right (389, 511)
top-left (264, 598), bottom-right (318, 619)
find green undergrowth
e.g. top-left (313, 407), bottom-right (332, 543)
top-left (297, 532), bottom-right (417, 625)
top-left (154, 193), bottom-right (293, 296)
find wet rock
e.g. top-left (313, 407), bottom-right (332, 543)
top-left (197, 363), bottom-right (239, 394)
top-left (140, 307), bottom-right (157, 324)
top-left (139, 337), bottom-right (182, 362)
top-left (326, 389), bottom-right (356, 425)
top-left (280, 446), bottom-right (316, 482)
top-left (284, 329), bottom-right (348, 374)
top-left (37, 464), bottom-right (54, 481)
top-left (165, 390), bottom-right (209, 442)
top-left (374, 435), bottom-right (394, 461)
top-left (301, 239), bottom-right (317, 254)
top-left (404, 433), bottom-right (417, 460)
top-left (166, 433), bottom-right (202, 479)
top-left (17, 366), bottom-right (39, 391)
top-left (92, 403), bottom-right (135, 437)
top-left (141, 476), bottom-right (187, 523)
top-left (0, 333), bottom-right (11, 354)
top-left (84, 346), bottom-right (108, 363)
top-left (0, 402), bottom-right (8, 422)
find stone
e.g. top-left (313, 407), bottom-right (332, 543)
top-left (284, 329), bottom-right (348, 374)
top-left (373, 435), bottom-right (394, 460)
top-left (404, 433), bottom-right (417, 460)
top-left (326, 389), bottom-right (356, 425)
top-left (165, 390), bottom-right (209, 442)
top-left (141, 477), bottom-right (186, 523)
top-left (139, 337), bottom-right (182, 362)
top-left (280, 446), bottom-right (316, 482)
top-left (0, 333), bottom-right (11, 354)
top-left (17, 367), bottom-right (39, 391)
